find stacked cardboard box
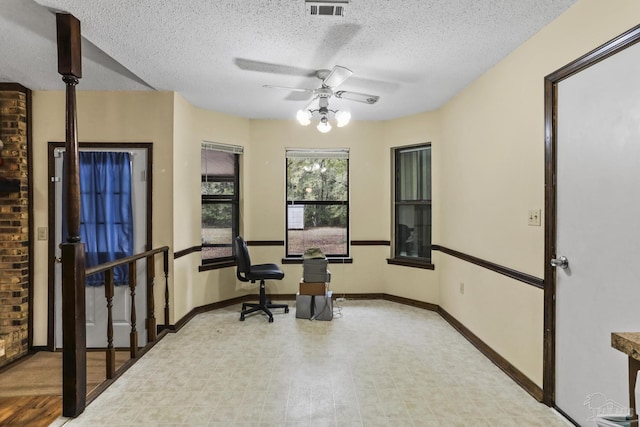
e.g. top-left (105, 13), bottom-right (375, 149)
top-left (299, 256), bottom-right (331, 295)
top-left (299, 280), bottom-right (326, 296)
top-left (295, 292), bottom-right (333, 321)
top-left (296, 253), bottom-right (333, 320)
top-left (302, 258), bottom-right (331, 283)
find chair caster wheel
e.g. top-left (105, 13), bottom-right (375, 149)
top-left (240, 315), bottom-right (245, 321)
top-left (268, 317), bottom-right (274, 323)
top-left (285, 308), bottom-right (289, 313)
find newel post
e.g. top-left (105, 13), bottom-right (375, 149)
top-left (56, 13), bottom-right (87, 418)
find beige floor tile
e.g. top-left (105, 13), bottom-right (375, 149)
top-left (58, 300), bottom-right (570, 427)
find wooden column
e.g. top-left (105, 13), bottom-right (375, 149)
top-left (61, 243), bottom-right (86, 416)
top-left (56, 13), bottom-right (86, 418)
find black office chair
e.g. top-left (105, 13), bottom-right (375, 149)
top-left (234, 236), bottom-right (289, 322)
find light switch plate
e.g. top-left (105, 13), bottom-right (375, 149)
top-left (528, 209), bottom-right (541, 226)
top-left (37, 227), bottom-right (48, 240)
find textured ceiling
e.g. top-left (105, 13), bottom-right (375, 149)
top-left (1, 0), bottom-right (577, 120)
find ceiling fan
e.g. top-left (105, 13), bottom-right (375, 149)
top-left (263, 65), bottom-right (380, 132)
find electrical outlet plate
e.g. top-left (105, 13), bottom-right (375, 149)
top-left (37, 227), bottom-right (48, 240)
top-left (528, 209), bottom-right (541, 226)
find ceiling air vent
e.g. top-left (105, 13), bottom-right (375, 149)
top-left (305, 1), bottom-right (348, 17)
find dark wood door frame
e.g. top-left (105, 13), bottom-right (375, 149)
top-left (46, 142), bottom-right (154, 350)
top-left (543, 24), bottom-right (640, 406)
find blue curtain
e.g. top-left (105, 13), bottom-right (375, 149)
top-left (62, 152), bottom-right (134, 286)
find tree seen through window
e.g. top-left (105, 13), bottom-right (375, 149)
top-left (286, 152), bottom-right (349, 257)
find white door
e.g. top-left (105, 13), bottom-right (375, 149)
top-left (555, 41), bottom-right (640, 425)
top-left (54, 148), bottom-right (148, 349)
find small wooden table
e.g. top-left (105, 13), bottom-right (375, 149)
top-left (611, 332), bottom-right (640, 419)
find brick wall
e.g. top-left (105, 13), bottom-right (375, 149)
top-left (0, 85), bottom-right (30, 367)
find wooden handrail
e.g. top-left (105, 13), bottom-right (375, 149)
top-left (83, 245), bottom-right (170, 391)
top-left (85, 246), bottom-right (169, 276)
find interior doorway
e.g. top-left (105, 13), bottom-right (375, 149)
top-left (544, 25), bottom-right (640, 425)
top-left (47, 142), bottom-right (152, 350)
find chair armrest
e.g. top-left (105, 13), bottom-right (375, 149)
top-left (236, 269), bottom-right (250, 282)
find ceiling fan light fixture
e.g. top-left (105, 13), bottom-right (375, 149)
top-left (296, 109), bottom-right (312, 126)
top-left (335, 110), bottom-right (351, 127)
top-left (264, 64), bottom-right (379, 132)
top-left (317, 116), bottom-right (332, 133)
top-left (295, 107), bottom-right (350, 132)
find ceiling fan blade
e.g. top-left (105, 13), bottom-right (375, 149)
top-left (334, 90), bottom-right (380, 104)
top-left (322, 65), bottom-right (353, 88)
top-left (263, 85), bottom-right (314, 93)
top-left (285, 91), bottom-right (315, 102)
top-left (235, 58), bottom-right (316, 77)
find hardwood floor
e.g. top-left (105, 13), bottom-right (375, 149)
top-left (0, 395), bottom-right (61, 427)
top-left (0, 351), bottom-right (130, 426)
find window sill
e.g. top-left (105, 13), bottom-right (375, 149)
top-left (281, 257), bottom-right (353, 265)
top-left (199, 259), bottom-right (236, 272)
top-left (386, 257), bottom-right (435, 270)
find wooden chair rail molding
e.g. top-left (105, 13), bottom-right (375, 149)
top-left (175, 243), bottom-right (543, 289)
top-left (432, 245), bottom-right (544, 289)
top-left (174, 246), bottom-right (201, 259)
top-left (175, 240), bottom-right (391, 260)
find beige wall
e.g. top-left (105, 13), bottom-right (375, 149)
top-left (246, 120), bottom-right (391, 295)
top-left (381, 112), bottom-right (442, 304)
top-left (27, 0), bottom-right (640, 392)
top-left (167, 113), bottom-right (444, 306)
top-left (434, 0), bottom-right (640, 386)
top-left (169, 115), bottom-right (423, 312)
top-left (31, 90), bottom-right (175, 345)
top-left (171, 94), bottom-right (252, 320)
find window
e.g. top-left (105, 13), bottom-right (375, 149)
top-left (201, 142), bottom-right (242, 264)
top-left (286, 149), bottom-right (349, 258)
top-left (393, 144), bottom-right (432, 262)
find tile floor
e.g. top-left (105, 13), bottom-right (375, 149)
top-left (54, 299), bottom-right (572, 426)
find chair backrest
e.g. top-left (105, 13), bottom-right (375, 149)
top-left (234, 236), bottom-right (251, 281)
